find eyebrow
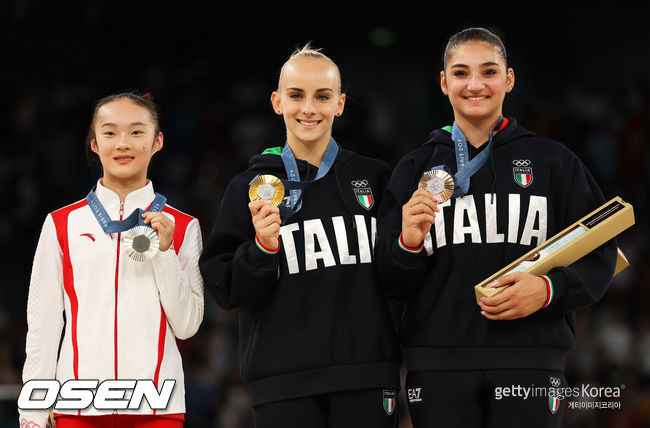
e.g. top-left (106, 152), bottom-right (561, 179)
top-left (450, 62), bottom-right (500, 69)
top-left (101, 122), bottom-right (147, 127)
top-left (286, 87), bottom-right (334, 92)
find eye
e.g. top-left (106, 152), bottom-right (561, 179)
top-left (289, 92), bottom-right (303, 99)
top-left (453, 70), bottom-right (467, 77)
top-left (317, 94), bottom-right (330, 101)
top-left (103, 131), bottom-right (115, 136)
top-left (132, 129), bottom-right (145, 135)
top-left (485, 69), bottom-right (498, 76)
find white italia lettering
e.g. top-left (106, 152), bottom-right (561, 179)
top-left (370, 217), bottom-right (377, 255)
top-left (520, 196), bottom-right (548, 246)
top-left (508, 194), bottom-right (521, 243)
top-left (434, 199), bottom-right (451, 248)
top-left (278, 216), bottom-right (376, 274)
top-left (485, 194), bottom-right (505, 243)
top-left (304, 219), bottom-right (336, 271)
top-left (332, 216), bottom-right (356, 264)
top-left (453, 195), bottom-right (482, 244)
top-left (279, 223), bottom-right (300, 274)
top-left (354, 215), bottom-right (372, 263)
top-left (424, 232), bottom-right (434, 256)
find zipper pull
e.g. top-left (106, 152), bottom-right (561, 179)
top-left (119, 201), bottom-right (125, 218)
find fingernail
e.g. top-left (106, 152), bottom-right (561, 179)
top-left (489, 280), bottom-right (498, 288)
top-left (480, 311), bottom-right (486, 316)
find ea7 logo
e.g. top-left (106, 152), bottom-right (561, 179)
top-left (407, 387), bottom-right (422, 403)
top-left (18, 379), bottom-right (175, 411)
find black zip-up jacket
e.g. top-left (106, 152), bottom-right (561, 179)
top-left (200, 146), bottom-right (400, 406)
top-left (376, 118), bottom-right (617, 373)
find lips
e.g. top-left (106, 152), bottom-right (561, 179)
top-left (114, 156), bottom-right (134, 164)
top-left (297, 119), bottom-right (321, 129)
top-left (465, 96), bottom-right (489, 101)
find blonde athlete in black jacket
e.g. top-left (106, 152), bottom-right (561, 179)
top-left (200, 45), bottom-right (400, 428)
top-left (376, 28), bottom-right (617, 428)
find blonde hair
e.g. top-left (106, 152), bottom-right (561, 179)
top-left (278, 43), bottom-right (342, 93)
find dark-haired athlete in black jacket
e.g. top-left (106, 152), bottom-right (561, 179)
top-left (376, 28), bottom-right (617, 428)
top-left (200, 45), bottom-right (400, 428)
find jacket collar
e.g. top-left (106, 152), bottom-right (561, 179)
top-left (94, 179), bottom-right (157, 219)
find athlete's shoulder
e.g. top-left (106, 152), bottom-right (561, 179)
top-left (162, 204), bottom-right (196, 223)
top-left (50, 198), bottom-right (89, 217)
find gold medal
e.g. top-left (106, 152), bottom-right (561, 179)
top-left (123, 226), bottom-right (160, 262)
top-left (419, 170), bottom-right (454, 203)
top-left (249, 174), bottom-right (285, 207)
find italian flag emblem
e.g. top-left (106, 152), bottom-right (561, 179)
top-left (513, 166), bottom-right (533, 188)
top-left (549, 396), bottom-right (560, 414)
top-left (383, 389), bottom-right (396, 415)
top-left (353, 185), bottom-right (374, 210)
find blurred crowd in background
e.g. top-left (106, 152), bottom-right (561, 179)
top-left (1, 3), bottom-right (649, 427)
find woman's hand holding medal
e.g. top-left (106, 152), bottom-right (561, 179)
top-left (249, 200), bottom-right (281, 251)
top-left (401, 189), bottom-right (441, 248)
top-left (142, 212), bottom-right (175, 252)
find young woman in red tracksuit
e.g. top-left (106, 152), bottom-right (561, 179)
top-left (19, 93), bottom-right (204, 428)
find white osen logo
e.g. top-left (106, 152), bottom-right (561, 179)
top-left (18, 379), bottom-right (175, 410)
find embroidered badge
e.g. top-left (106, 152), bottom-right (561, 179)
top-left (548, 376), bottom-right (562, 414)
top-left (383, 389), bottom-right (396, 415)
top-left (513, 159), bottom-right (533, 188)
top-left (351, 179), bottom-right (374, 210)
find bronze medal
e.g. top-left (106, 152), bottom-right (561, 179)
top-left (419, 170), bottom-right (454, 203)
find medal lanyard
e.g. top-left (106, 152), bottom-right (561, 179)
top-left (281, 137), bottom-right (339, 215)
top-left (451, 115), bottom-right (504, 197)
top-left (86, 187), bottom-right (167, 234)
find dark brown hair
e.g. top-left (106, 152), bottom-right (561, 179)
top-left (443, 27), bottom-right (507, 70)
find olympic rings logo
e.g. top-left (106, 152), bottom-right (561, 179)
top-left (512, 159), bottom-right (531, 167)
top-left (351, 180), bottom-right (369, 187)
top-left (550, 377), bottom-right (561, 387)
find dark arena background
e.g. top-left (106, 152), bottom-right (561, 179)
top-left (2, 3), bottom-right (649, 427)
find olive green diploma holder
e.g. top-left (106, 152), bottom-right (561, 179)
top-left (474, 197), bottom-right (635, 304)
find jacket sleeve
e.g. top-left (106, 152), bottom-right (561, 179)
top-left (20, 215), bottom-right (65, 428)
top-left (544, 151), bottom-right (617, 313)
top-left (199, 177), bottom-right (279, 311)
top-left (152, 218), bottom-right (205, 340)
top-left (375, 155), bottom-right (432, 304)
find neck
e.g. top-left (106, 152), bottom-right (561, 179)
top-left (100, 176), bottom-right (148, 202)
top-left (287, 134), bottom-right (331, 167)
top-left (455, 113), bottom-right (502, 148)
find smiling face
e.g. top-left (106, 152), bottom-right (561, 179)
top-left (441, 41), bottom-right (514, 126)
top-left (90, 98), bottom-right (163, 189)
top-left (271, 57), bottom-right (345, 150)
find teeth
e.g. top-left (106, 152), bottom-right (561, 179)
top-left (467, 97), bottom-right (486, 101)
top-left (299, 120), bottom-right (318, 126)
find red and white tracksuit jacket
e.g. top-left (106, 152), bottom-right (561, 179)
top-left (20, 181), bottom-right (204, 427)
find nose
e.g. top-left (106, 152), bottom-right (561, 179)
top-left (301, 98), bottom-right (316, 116)
top-left (116, 132), bottom-right (130, 149)
top-left (467, 74), bottom-right (484, 91)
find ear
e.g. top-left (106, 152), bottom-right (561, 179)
top-left (506, 67), bottom-right (515, 93)
top-left (335, 93), bottom-right (346, 117)
top-left (90, 137), bottom-right (99, 154)
top-left (152, 132), bottom-right (164, 155)
top-left (270, 91), bottom-right (282, 115)
top-left (440, 70), bottom-right (448, 96)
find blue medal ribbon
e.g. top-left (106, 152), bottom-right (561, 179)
top-left (444, 115), bottom-right (504, 197)
top-left (86, 186), bottom-right (167, 234)
top-left (280, 137), bottom-right (338, 217)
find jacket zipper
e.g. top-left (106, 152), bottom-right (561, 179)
top-left (114, 201), bottom-right (124, 385)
